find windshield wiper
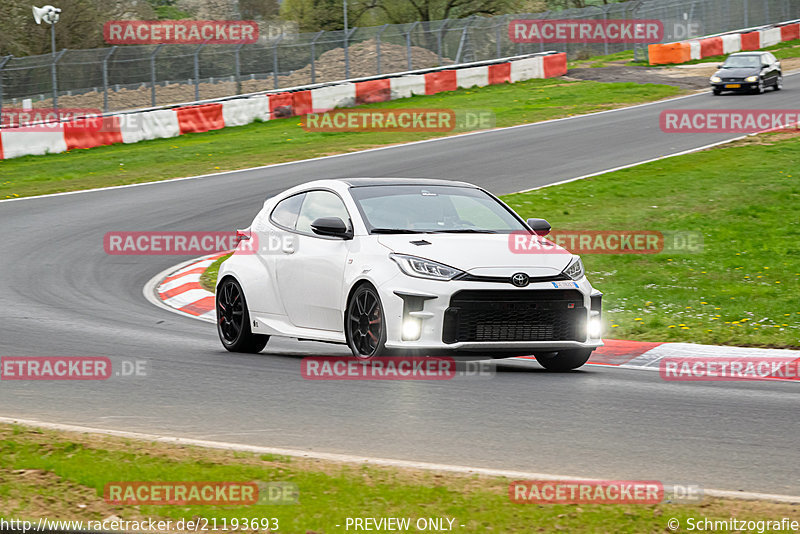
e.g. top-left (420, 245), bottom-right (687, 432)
top-left (371, 228), bottom-right (428, 234)
top-left (428, 229), bottom-right (498, 233)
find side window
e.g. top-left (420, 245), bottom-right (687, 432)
top-left (270, 193), bottom-right (305, 230)
top-left (295, 191), bottom-right (350, 234)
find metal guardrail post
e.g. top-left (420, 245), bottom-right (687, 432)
top-left (150, 44), bottom-right (164, 107)
top-left (406, 21), bottom-right (420, 70)
top-left (310, 30), bottom-right (324, 83)
top-left (102, 46), bottom-right (116, 113)
top-left (51, 49), bottom-right (66, 111)
top-left (234, 43), bottom-right (244, 95)
top-left (454, 18), bottom-right (473, 64)
top-left (273, 34), bottom-right (284, 89)
top-left (438, 19), bottom-right (450, 65)
top-left (194, 42), bottom-right (207, 102)
top-left (0, 55), bottom-right (12, 122)
top-left (375, 25), bottom-right (388, 74)
top-left (344, 27), bottom-right (357, 79)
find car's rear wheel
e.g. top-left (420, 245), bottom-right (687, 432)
top-left (346, 284), bottom-right (388, 359)
top-left (534, 349), bottom-right (593, 371)
top-left (774, 75), bottom-right (783, 90)
top-left (216, 277), bottom-right (269, 353)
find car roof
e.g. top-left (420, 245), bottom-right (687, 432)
top-left (339, 177), bottom-right (477, 188)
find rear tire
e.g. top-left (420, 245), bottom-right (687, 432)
top-left (216, 277), bottom-right (269, 353)
top-left (534, 349), bottom-right (593, 371)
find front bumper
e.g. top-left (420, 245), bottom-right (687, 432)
top-left (377, 273), bottom-right (603, 353)
top-left (711, 81), bottom-right (758, 91)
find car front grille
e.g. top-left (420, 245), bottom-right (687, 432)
top-left (442, 290), bottom-right (585, 343)
top-left (722, 78), bottom-right (742, 82)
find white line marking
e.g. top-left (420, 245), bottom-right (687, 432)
top-left (0, 416), bottom-right (796, 503)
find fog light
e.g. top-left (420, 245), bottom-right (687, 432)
top-left (588, 317), bottom-right (603, 339)
top-left (402, 319), bottom-right (421, 341)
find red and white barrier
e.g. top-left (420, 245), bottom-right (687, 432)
top-left (0, 128), bottom-right (67, 159)
top-left (0, 52), bottom-right (566, 161)
top-left (221, 95), bottom-right (270, 127)
top-left (649, 19), bottom-right (800, 64)
top-left (721, 34), bottom-right (741, 54)
top-left (311, 83), bottom-right (356, 112)
top-left (389, 74), bottom-right (427, 99)
top-left (510, 56), bottom-right (543, 82)
top-left (456, 66), bottom-right (489, 89)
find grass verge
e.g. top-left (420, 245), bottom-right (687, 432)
top-left (0, 78), bottom-right (680, 200)
top-left (2, 424), bottom-right (797, 533)
top-left (199, 253), bottom-right (232, 292)
top-left (504, 131), bottom-right (800, 348)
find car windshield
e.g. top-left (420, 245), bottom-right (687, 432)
top-left (350, 184), bottom-right (528, 234)
top-left (722, 55), bottom-right (761, 68)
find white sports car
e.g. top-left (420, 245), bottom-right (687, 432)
top-left (216, 178), bottom-right (603, 370)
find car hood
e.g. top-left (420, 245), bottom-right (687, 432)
top-left (376, 233), bottom-right (574, 276)
top-left (714, 67), bottom-right (760, 78)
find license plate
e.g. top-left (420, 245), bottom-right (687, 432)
top-left (725, 84), bottom-right (741, 88)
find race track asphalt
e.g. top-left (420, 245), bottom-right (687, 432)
top-left (1, 81), bottom-right (798, 495)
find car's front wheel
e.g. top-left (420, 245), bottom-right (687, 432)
top-left (754, 79), bottom-right (765, 94)
top-left (216, 277), bottom-right (269, 353)
top-left (712, 88), bottom-right (722, 96)
top-left (346, 284), bottom-right (388, 359)
top-left (774, 75), bottom-right (783, 91)
top-left (534, 349), bottom-right (593, 371)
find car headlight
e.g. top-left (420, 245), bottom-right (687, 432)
top-left (745, 75), bottom-right (758, 82)
top-left (390, 254), bottom-right (464, 280)
top-left (710, 76), bottom-right (721, 83)
top-left (562, 257), bottom-right (585, 280)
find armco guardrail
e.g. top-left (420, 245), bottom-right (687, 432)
top-left (648, 19), bottom-right (800, 64)
top-left (0, 51), bottom-right (566, 161)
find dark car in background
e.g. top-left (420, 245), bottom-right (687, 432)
top-left (710, 51), bottom-right (782, 95)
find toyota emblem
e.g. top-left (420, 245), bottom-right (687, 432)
top-left (511, 273), bottom-right (529, 287)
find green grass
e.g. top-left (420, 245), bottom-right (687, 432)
top-left (1, 424), bottom-right (794, 533)
top-left (199, 253), bottom-right (232, 292)
top-left (504, 133), bottom-right (800, 348)
top-left (0, 78), bottom-right (680, 200)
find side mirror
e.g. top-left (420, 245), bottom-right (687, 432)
top-left (718, 64), bottom-right (724, 68)
top-left (310, 217), bottom-right (352, 239)
top-left (526, 218), bottom-right (551, 236)
top-left (763, 64), bottom-right (770, 69)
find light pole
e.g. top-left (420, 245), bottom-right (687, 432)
top-left (343, 0), bottom-right (349, 79)
top-left (33, 5), bottom-right (62, 110)
top-left (32, 5), bottom-right (61, 56)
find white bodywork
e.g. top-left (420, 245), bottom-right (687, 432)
top-left (217, 179), bottom-right (603, 354)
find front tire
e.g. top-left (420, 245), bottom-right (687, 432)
top-left (774, 75), bottom-right (783, 91)
top-left (346, 284), bottom-right (388, 359)
top-left (754, 79), bottom-right (765, 94)
top-left (216, 277), bottom-right (269, 353)
top-left (534, 349), bottom-right (593, 371)
top-left (712, 88), bottom-right (722, 96)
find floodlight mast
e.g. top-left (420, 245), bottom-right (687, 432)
top-left (32, 5), bottom-right (61, 56)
